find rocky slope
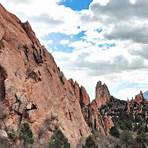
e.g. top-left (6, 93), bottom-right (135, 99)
top-left (99, 91), bottom-right (148, 147)
top-left (69, 79), bottom-right (114, 135)
top-left (0, 4), bottom-right (114, 148)
top-left (0, 4), bottom-right (92, 147)
top-left (1, 3), bottom-right (147, 148)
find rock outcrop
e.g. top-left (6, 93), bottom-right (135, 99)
top-left (95, 81), bottom-right (111, 108)
top-left (0, 4), bottom-right (91, 147)
top-left (0, 4), bottom-right (119, 147)
top-left (69, 80), bottom-right (113, 135)
top-left (134, 91), bottom-right (145, 104)
top-left (88, 81), bottom-right (113, 134)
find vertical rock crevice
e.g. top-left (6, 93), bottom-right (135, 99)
top-left (0, 66), bottom-right (7, 101)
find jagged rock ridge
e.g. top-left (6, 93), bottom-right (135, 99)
top-left (1, 3), bottom-right (139, 148)
top-left (0, 4), bottom-right (92, 147)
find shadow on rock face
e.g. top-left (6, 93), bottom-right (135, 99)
top-left (0, 66), bottom-right (7, 101)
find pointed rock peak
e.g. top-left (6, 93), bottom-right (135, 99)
top-left (95, 81), bottom-right (110, 99)
top-left (22, 21), bottom-right (41, 47)
top-left (134, 91), bottom-right (145, 104)
top-left (96, 80), bottom-right (102, 86)
top-left (68, 78), bottom-right (74, 86)
top-left (0, 3), bottom-right (7, 12)
top-left (80, 86), bottom-right (90, 106)
top-left (94, 81), bottom-right (111, 108)
top-left (140, 90), bottom-right (144, 96)
top-left (69, 79), bottom-right (81, 101)
top-left (68, 79), bottom-right (90, 105)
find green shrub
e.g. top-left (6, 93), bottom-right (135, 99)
top-left (136, 132), bottom-right (148, 147)
top-left (20, 122), bottom-right (34, 145)
top-left (109, 127), bottom-right (120, 138)
top-left (83, 135), bottom-right (97, 148)
top-left (120, 130), bottom-right (133, 146)
top-left (7, 128), bottom-right (18, 141)
top-left (48, 129), bottom-right (70, 148)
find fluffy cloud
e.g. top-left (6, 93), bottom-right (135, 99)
top-left (30, 14), bottom-right (64, 26)
top-left (129, 45), bottom-right (148, 60)
top-left (90, 0), bottom-right (148, 20)
top-left (1, 0), bottom-right (148, 100)
top-left (1, 0), bottom-right (80, 37)
top-left (8, 0), bottom-right (30, 4)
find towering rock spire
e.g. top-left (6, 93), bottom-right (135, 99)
top-left (95, 81), bottom-right (111, 108)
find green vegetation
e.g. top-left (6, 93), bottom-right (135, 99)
top-left (109, 127), bottom-right (120, 138)
top-left (83, 135), bottom-right (97, 148)
top-left (20, 122), bottom-right (34, 145)
top-left (120, 130), bottom-right (133, 145)
top-left (48, 129), bottom-right (70, 148)
top-left (7, 128), bottom-right (18, 141)
top-left (135, 132), bottom-right (148, 148)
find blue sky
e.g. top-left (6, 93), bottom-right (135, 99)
top-left (1, 0), bottom-right (148, 100)
top-left (59, 0), bottom-right (92, 11)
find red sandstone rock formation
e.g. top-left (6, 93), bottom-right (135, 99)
top-left (91, 81), bottom-right (114, 134)
top-left (125, 91), bottom-right (147, 114)
top-left (0, 4), bottom-right (115, 147)
top-left (94, 81), bottom-right (111, 108)
top-left (103, 115), bottom-right (114, 134)
top-left (69, 79), bottom-right (112, 135)
top-left (89, 100), bottom-right (106, 134)
top-left (134, 91), bottom-right (145, 104)
top-left (0, 4), bottom-right (91, 147)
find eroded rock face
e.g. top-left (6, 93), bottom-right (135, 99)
top-left (0, 4), bottom-right (91, 147)
top-left (89, 101), bottom-right (106, 134)
top-left (103, 115), bottom-right (114, 134)
top-left (86, 81), bottom-right (113, 134)
top-left (69, 80), bottom-right (112, 135)
top-left (80, 86), bottom-right (90, 106)
top-left (134, 91), bottom-right (144, 104)
top-left (0, 4), bottom-right (118, 147)
top-left (125, 91), bottom-right (147, 114)
top-left (95, 81), bottom-right (111, 108)
top-left (21, 21), bottom-right (41, 47)
top-left (0, 66), bottom-right (7, 101)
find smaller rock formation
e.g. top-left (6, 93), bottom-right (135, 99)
top-left (103, 115), bottom-right (114, 134)
top-left (125, 99), bottom-right (131, 113)
top-left (95, 81), bottom-right (111, 108)
top-left (89, 101), bottom-right (106, 134)
top-left (85, 81), bottom-right (113, 134)
top-left (69, 79), bottom-right (81, 102)
top-left (134, 91), bottom-right (145, 104)
top-left (80, 86), bottom-right (90, 106)
top-left (69, 80), bottom-right (115, 135)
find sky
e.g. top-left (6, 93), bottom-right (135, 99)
top-left (1, 0), bottom-right (148, 100)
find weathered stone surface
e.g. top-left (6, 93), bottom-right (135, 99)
top-left (80, 86), bottom-right (90, 106)
top-left (0, 4), bottom-right (90, 147)
top-left (0, 130), bottom-right (8, 138)
top-left (84, 81), bottom-right (113, 135)
top-left (21, 21), bottom-right (41, 47)
top-left (0, 4), bottom-right (119, 147)
top-left (89, 100), bottom-right (106, 134)
top-left (103, 115), bottom-right (114, 134)
top-left (134, 91), bottom-right (144, 104)
top-left (69, 80), bottom-right (113, 135)
top-left (95, 81), bottom-right (111, 108)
